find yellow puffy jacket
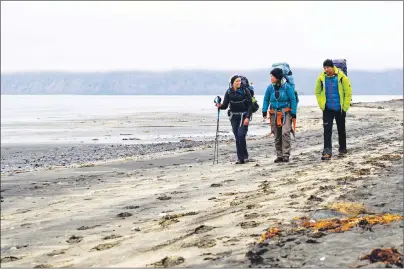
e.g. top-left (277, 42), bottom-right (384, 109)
top-left (314, 66), bottom-right (352, 112)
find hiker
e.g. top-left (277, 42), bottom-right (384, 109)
top-left (262, 68), bottom-right (297, 163)
top-left (215, 75), bottom-right (253, 164)
top-left (315, 59), bottom-right (353, 160)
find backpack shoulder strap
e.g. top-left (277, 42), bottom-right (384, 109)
top-left (243, 87), bottom-right (251, 97)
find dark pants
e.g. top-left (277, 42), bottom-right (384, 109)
top-left (323, 109), bottom-right (347, 155)
top-left (230, 115), bottom-right (249, 161)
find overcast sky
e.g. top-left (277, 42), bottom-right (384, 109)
top-left (1, 1), bottom-right (403, 72)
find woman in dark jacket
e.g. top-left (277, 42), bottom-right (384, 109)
top-left (215, 75), bottom-right (253, 164)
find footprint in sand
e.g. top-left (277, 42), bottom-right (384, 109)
top-left (77, 225), bottom-right (101, 230)
top-left (239, 221), bottom-right (260, 229)
top-left (193, 225), bottom-right (215, 234)
top-left (230, 200), bottom-right (244, 206)
top-left (91, 242), bottom-right (119, 251)
top-left (246, 204), bottom-right (262, 210)
top-left (66, 235), bottom-right (83, 244)
top-left (47, 249), bottom-right (67, 257)
top-left (123, 205), bottom-right (140, 209)
top-left (151, 256), bottom-right (185, 267)
top-left (182, 237), bottom-right (217, 249)
top-left (244, 213), bottom-right (259, 219)
top-left (210, 183), bottom-right (223, 187)
top-left (307, 195), bottom-right (323, 202)
top-left (157, 196), bottom-right (172, 201)
top-left (103, 234), bottom-right (122, 240)
top-left (289, 194), bottom-right (299, 199)
top-left (116, 212), bottom-right (133, 218)
top-left (1, 256), bottom-right (22, 263)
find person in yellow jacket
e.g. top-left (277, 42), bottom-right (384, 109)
top-left (314, 59), bottom-right (352, 161)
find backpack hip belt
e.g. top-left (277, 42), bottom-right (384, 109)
top-left (269, 107), bottom-right (291, 127)
top-left (229, 111), bottom-right (248, 127)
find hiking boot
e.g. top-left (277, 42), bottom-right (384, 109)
top-left (321, 154), bottom-right (332, 161)
top-left (283, 156), bottom-right (290, 162)
top-left (274, 157), bottom-right (283, 163)
top-left (235, 160), bottom-right (245, 165)
top-left (338, 149), bottom-right (348, 155)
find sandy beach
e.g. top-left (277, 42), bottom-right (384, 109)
top-left (1, 99), bottom-right (403, 268)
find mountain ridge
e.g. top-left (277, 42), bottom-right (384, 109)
top-left (1, 68), bottom-right (402, 95)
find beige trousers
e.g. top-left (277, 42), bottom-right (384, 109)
top-left (270, 113), bottom-right (292, 157)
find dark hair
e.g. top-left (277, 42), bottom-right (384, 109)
top-left (230, 75), bottom-right (240, 85)
top-left (323, 59), bottom-right (334, 68)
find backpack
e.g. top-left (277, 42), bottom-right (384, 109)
top-left (271, 62), bottom-right (299, 104)
top-left (332, 59), bottom-right (351, 105)
top-left (228, 75), bottom-right (260, 113)
top-left (332, 59), bottom-right (348, 76)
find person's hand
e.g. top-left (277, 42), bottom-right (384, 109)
top-left (291, 113), bottom-right (296, 119)
top-left (243, 118), bottom-right (249, 126)
top-left (216, 103), bottom-right (222, 108)
top-left (262, 111), bottom-right (267, 118)
top-left (342, 111), bottom-right (346, 117)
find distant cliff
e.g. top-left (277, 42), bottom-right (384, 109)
top-left (1, 68), bottom-right (402, 95)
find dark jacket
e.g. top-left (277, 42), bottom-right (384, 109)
top-left (219, 87), bottom-right (253, 117)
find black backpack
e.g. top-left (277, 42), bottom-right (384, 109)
top-left (238, 76), bottom-right (260, 113)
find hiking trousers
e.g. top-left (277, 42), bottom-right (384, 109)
top-left (270, 113), bottom-right (292, 158)
top-left (230, 114), bottom-right (249, 161)
top-left (322, 109), bottom-right (347, 155)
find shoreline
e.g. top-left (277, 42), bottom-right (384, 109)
top-left (2, 99), bottom-right (402, 175)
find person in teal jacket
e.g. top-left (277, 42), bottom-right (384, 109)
top-left (262, 68), bottom-right (297, 163)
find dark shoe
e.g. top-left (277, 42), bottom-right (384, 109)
top-left (283, 156), bottom-right (290, 162)
top-left (235, 160), bottom-right (245, 165)
top-left (339, 149), bottom-right (348, 155)
top-left (321, 154), bottom-right (332, 161)
top-left (244, 159), bottom-right (250, 163)
top-left (274, 157), bottom-right (283, 163)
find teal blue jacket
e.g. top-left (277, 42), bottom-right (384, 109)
top-left (262, 81), bottom-right (297, 115)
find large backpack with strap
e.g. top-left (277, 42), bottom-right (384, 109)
top-left (332, 59), bottom-right (351, 105)
top-left (228, 75), bottom-right (260, 114)
top-left (271, 62), bottom-right (299, 104)
top-left (332, 59), bottom-right (348, 76)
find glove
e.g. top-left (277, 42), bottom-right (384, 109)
top-left (342, 111), bottom-right (346, 117)
top-left (291, 113), bottom-right (296, 119)
top-left (262, 111), bottom-right (267, 118)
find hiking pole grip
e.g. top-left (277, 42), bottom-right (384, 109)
top-left (214, 96), bottom-right (222, 105)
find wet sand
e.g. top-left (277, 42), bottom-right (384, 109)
top-left (1, 99), bottom-right (403, 268)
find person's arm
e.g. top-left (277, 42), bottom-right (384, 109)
top-left (314, 75), bottom-right (323, 109)
top-left (285, 83), bottom-right (297, 116)
top-left (262, 85), bottom-right (271, 117)
top-left (342, 76), bottom-right (352, 112)
top-left (218, 90), bottom-right (230, 110)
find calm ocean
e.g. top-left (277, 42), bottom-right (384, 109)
top-left (1, 95), bottom-right (402, 144)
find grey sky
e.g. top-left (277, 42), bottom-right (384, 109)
top-left (1, 1), bottom-right (403, 72)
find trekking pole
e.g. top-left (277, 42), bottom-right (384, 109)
top-left (213, 96), bottom-right (222, 165)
